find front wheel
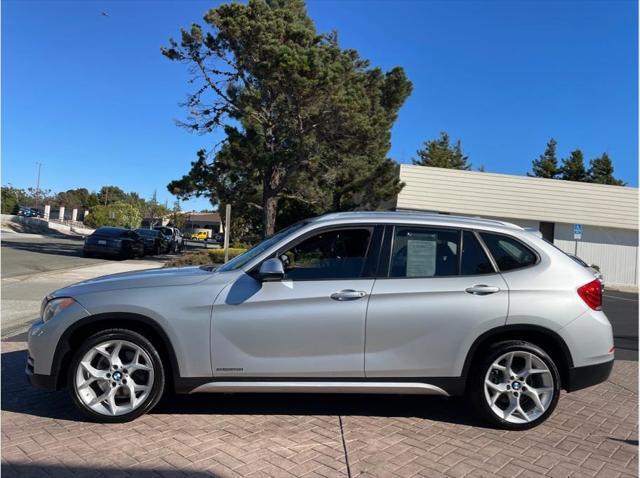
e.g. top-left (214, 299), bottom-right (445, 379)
top-left (470, 341), bottom-right (560, 430)
top-left (68, 329), bottom-right (165, 423)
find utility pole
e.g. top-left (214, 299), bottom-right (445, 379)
top-left (34, 162), bottom-right (43, 210)
top-left (223, 204), bottom-right (231, 263)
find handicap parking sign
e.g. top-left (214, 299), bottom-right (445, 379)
top-left (574, 224), bottom-right (582, 240)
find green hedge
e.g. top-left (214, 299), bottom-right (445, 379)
top-left (165, 248), bottom-right (248, 268)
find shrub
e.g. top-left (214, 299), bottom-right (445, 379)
top-left (207, 248), bottom-right (247, 263)
top-left (165, 248), bottom-right (247, 268)
top-left (84, 202), bottom-right (142, 229)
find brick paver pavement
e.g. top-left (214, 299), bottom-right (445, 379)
top-left (2, 340), bottom-right (637, 477)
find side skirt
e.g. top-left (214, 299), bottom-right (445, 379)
top-left (190, 381), bottom-right (449, 396)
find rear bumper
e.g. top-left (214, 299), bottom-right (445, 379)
top-left (566, 358), bottom-right (614, 392)
top-left (83, 245), bottom-right (122, 255)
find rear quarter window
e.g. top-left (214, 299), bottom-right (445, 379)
top-left (480, 232), bottom-right (537, 271)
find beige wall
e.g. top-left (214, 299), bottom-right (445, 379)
top-left (397, 165), bottom-right (638, 230)
top-left (397, 165), bottom-right (639, 287)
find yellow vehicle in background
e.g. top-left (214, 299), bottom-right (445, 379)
top-left (191, 230), bottom-right (209, 241)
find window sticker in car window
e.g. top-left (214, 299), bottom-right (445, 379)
top-left (406, 233), bottom-right (437, 277)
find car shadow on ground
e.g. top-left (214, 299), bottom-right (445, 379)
top-left (0, 463), bottom-right (220, 478)
top-left (1, 238), bottom-right (86, 258)
top-left (1, 348), bottom-right (485, 428)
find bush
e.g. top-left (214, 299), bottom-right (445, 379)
top-left (165, 248), bottom-right (248, 268)
top-left (208, 248), bottom-right (247, 263)
top-left (84, 202), bottom-right (142, 229)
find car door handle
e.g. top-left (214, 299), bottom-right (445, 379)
top-left (331, 289), bottom-right (367, 301)
top-left (465, 285), bottom-right (501, 295)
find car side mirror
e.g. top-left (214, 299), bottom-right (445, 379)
top-left (258, 258), bottom-right (285, 282)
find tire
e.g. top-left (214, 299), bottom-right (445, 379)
top-left (68, 328), bottom-right (166, 423)
top-left (82, 250), bottom-right (92, 258)
top-left (470, 340), bottom-right (561, 430)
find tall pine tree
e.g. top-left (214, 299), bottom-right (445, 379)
top-left (413, 132), bottom-right (470, 170)
top-left (589, 153), bottom-right (626, 186)
top-left (529, 138), bottom-right (559, 178)
top-left (560, 149), bottom-right (588, 182)
top-left (164, 0), bottom-right (412, 237)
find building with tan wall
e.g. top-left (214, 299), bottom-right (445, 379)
top-left (396, 165), bottom-right (638, 287)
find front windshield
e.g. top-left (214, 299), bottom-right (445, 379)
top-left (216, 221), bottom-right (309, 272)
top-left (136, 229), bottom-right (156, 237)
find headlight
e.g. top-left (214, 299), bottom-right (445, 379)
top-left (42, 297), bottom-right (76, 323)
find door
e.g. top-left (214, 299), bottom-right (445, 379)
top-left (539, 222), bottom-right (555, 242)
top-left (365, 227), bottom-right (509, 378)
top-left (211, 226), bottom-right (381, 377)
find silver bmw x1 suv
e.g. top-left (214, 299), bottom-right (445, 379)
top-left (27, 211), bottom-right (614, 429)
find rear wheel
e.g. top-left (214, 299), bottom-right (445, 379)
top-left (68, 329), bottom-right (165, 423)
top-left (470, 341), bottom-right (560, 430)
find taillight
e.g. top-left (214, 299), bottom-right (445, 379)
top-left (577, 279), bottom-right (602, 310)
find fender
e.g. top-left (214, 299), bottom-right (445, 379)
top-left (460, 324), bottom-right (574, 387)
top-left (50, 312), bottom-right (181, 390)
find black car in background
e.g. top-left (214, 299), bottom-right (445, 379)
top-left (135, 228), bottom-right (170, 255)
top-left (16, 205), bottom-right (43, 217)
top-left (83, 227), bottom-right (144, 259)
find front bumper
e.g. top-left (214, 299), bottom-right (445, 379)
top-left (25, 355), bottom-right (57, 389)
top-left (26, 301), bottom-right (91, 390)
top-left (565, 358), bottom-right (614, 392)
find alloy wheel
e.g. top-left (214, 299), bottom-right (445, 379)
top-left (484, 350), bottom-right (555, 424)
top-left (74, 340), bottom-right (155, 416)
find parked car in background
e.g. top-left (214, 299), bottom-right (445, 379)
top-left (28, 212), bottom-right (613, 428)
top-left (16, 205), bottom-right (43, 218)
top-left (83, 227), bottom-right (144, 259)
top-left (190, 230), bottom-right (209, 241)
top-left (569, 254), bottom-right (604, 288)
top-left (135, 228), bottom-right (170, 256)
top-left (211, 232), bottom-right (224, 244)
top-left (154, 226), bottom-right (183, 252)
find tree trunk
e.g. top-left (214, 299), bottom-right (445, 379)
top-left (332, 191), bottom-right (341, 211)
top-left (263, 194), bottom-right (278, 237)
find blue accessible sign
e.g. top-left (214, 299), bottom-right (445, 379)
top-left (574, 224), bottom-right (583, 240)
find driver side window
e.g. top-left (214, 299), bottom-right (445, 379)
top-left (281, 228), bottom-right (372, 281)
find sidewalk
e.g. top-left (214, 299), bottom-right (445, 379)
top-left (1, 260), bottom-right (162, 337)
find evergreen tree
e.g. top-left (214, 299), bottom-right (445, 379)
top-left (589, 153), bottom-right (626, 186)
top-left (560, 149), bottom-right (588, 182)
top-left (413, 132), bottom-right (470, 170)
top-left (529, 138), bottom-right (559, 178)
top-left (163, 0), bottom-right (412, 237)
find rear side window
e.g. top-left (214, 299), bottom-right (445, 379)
top-left (461, 231), bottom-right (494, 275)
top-left (480, 233), bottom-right (537, 271)
top-left (390, 227), bottom-right (459, 278)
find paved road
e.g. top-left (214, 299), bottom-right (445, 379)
top-left (1, 233), bottom-right (167, 337)
top-left (604, 291), bottom-right (639, 361)
top-left (1, 233), bottom-right (108, 278)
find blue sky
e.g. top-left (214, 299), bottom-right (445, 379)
top-left (3, 0), bottom-right (638, 211)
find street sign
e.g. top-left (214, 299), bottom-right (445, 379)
top-left (574, 224), bottom-right (582, 240)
